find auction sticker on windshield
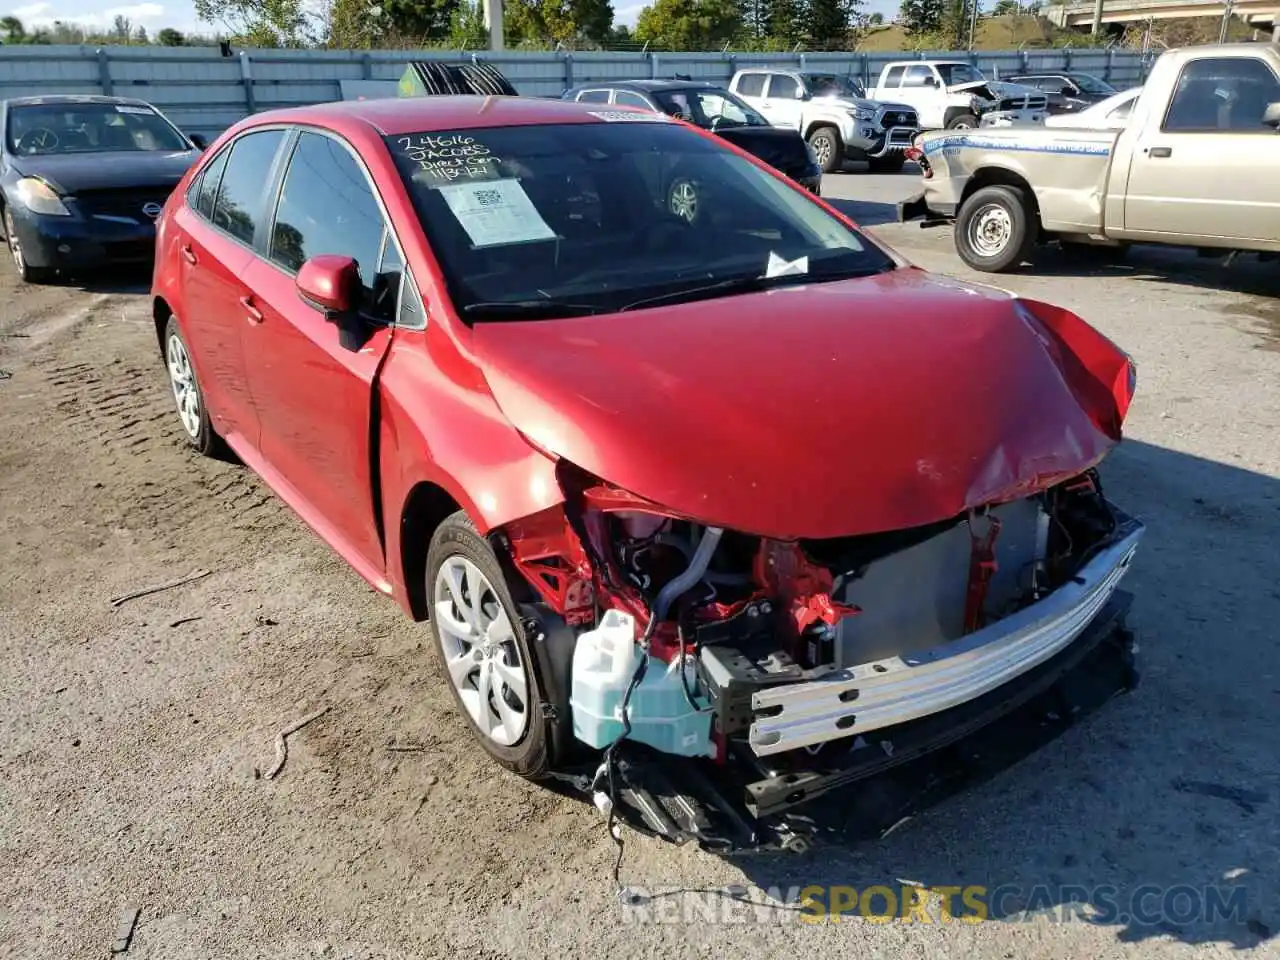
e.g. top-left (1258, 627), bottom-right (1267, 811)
top-left (437, 178), bottom-right (557, 249)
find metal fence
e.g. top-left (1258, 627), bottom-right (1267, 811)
top-left (0, 44), bottom-right (1155, 138)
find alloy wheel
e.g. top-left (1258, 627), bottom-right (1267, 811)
top-left (433, 555), bottom-right (531, 747)
top-left (166, 332), bottom-right (201, 439)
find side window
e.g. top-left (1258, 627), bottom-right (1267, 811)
top-left (1163, 57), bottom-right (1280, 133)
top-left (576, 90), bottom-right (611, 103)
top-left (614, 91), bottom-right (650, 108)
top-left (883, 66), bottom-right (905, 88)
top-left (192, 147), bottom-right (229, 220)
top-left (1109, 98), bottom-right (1135, 122)
top-left (212, 129), bottom-right (285, 244)
top-left (372, 233), bottom-right (404, 324)
top-left (902, 65), bottom-right (934, 88)
top-left (398, 268), bottom-right (427, 329)
top-left (766, 75), bottom-right (801, 99)
top-left (269, 131), bottom-right (392, 319)
top-left (735, 74), bottom-right (766, 97)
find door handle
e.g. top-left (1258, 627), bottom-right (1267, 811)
top-left (180, 244), bottom-right (197, 264)
top-left (239, 295), bottom-right (264, 324)
top-left (1147, 146), bottom-right (1172, 158)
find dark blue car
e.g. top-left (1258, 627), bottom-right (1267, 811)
top-left (0, 94), bottom-right (205, 283)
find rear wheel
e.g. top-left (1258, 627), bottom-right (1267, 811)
top-left (163, 315), bottom-right (225, 457)
top-left (427, 511), bottom-right (551, 779)
top-left (955, 184), bottom-right (1035, 273)
top-left (806, 127), bottom-right (843, 174)
top-left (3, 207), bottom-right (53, 284)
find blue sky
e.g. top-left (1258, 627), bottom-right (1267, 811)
top-left (0, 0), bottom-right (903, 36)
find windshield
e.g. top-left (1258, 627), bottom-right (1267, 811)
top-left (651, 89), bottom-right (769, 128)
top-left (386, 121), bottom-right (894, 321)
top-left (935, 64), bottom-right (985, 86)
top-left (6, 102), bottom-right (189, 156)
top-left (801, 74), bottom-right (866, 99)
top-left (1071, 74), bottom-right (1116, 95)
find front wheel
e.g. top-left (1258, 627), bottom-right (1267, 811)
top-left (806, 127), bottom-right (843, 174)
top-left (427, 511), bottom-right (551, 779)
top-left (954, 184), bottom-right (1035, 273)
top-left (3, 207), bottom-right (53, 284)
top-left (946, 113), bottom-right (979, 130)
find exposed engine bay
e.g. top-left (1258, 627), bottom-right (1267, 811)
top-left (491, 461), bottom-right (1143, 851)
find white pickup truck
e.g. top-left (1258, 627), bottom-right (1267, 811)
top-left (728, 68), bottom-right (921, 173)
top-left (897, 43), bottom-right (1280, 272)
top-left (869, 60), bottom-right (1048, 130)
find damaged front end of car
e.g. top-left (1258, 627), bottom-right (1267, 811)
top-left (479, 296), bottom-right (1144, 853)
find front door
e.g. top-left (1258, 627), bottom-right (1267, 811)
top-left (1122, 54), bottom-right (1280, 242)
top-left (239, 130), bottom-right (399, 580)
top-left (174, 128), bottom-right (287, 447)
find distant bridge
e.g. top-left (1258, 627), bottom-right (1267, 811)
top-left (1047, 0), bottom-right (1280, 30)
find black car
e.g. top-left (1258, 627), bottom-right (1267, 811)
top-left (1005, 73), bottom-right (1119, 116)
top-left (0, 95), bottom-right (205, 283)
top-left (561, 80), bottom-right (823, 195)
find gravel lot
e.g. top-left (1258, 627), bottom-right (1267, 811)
top-left (1, 167), bottom-right (1278, 960)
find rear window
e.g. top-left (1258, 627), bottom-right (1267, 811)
top-left (384, 120), bottom-right (894, 321)
top-left (6, 101), bottom-right (188, 156)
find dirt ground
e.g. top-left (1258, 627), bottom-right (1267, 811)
top-left (1, 182), bottom-right (1278, 959)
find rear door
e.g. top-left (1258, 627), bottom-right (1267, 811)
top-left (172, 128), bottom-right (287, 447)
top-left (1122, 54), bottom-right (1280, 242)
top-left (758, 74), bottom-right (804, 129)
top-left (239, 129), bottom-right (400, 579)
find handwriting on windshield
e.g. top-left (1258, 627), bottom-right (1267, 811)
top-left (397, 134), bottom-right (498, 182)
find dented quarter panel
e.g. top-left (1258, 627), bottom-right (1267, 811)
top-left (471, 267), bottom-right (1132, 541)
top-left (921, 127), bottom-right (1119, 232)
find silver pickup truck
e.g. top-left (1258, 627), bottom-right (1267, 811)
top-left (898, 43), bottom-right (1280, 272)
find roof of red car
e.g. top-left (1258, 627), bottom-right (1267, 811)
top-left (250, 95), bottom-right (622, 136)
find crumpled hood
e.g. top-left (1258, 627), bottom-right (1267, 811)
top-left (951, 80), bottom-right (1041, 100)
top-left (472, 268), bottom-right (1133, 540)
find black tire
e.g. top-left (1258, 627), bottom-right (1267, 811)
top-left (162, 315), bottom-right (226, 458)
top-left (868, 154), bottom-right (906, 173)
top-left (426, 510), bottom-right (551, 780)
top-left (954, 184), bottom-right (1035, 273)
top-left (946, 113), bottom-right (979, 130)
top-left (806, 127), bottom-right (843, 174)
top-left (3, 207), bottom-right (54, 284)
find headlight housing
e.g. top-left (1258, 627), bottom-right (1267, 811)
top-left (15, 177), bottom-right (71, 216)
top-left (849, 107), bottom-right (876, 122)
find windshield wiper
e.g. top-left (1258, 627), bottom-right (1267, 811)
top-left (618, 266), bottom-right (888, 313)
top-left (463, 300), bottom-right (600, 320)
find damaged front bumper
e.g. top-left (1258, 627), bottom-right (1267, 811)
top-left (562, 588), bottom-right (1137, 851)
top-left (706, 515), bottom-right (1142, 757)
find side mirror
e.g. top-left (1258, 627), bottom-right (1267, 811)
top-left (297, 254), bottom-right (360, 320)
top-left (188, 133), bottom-right (207, 150)
top-left (1265, 101), bottom-right (1280, 130)
top-left (1060, 84), bottom-right (1076, 96)
top-left (924, 75), bottom-right (939, 88)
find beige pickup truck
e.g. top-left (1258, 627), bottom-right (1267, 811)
top-left (898, 43), bottom-right (1280, 272)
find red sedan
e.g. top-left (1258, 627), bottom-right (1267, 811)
top-left (151, 95), bottom-right (1144, 850)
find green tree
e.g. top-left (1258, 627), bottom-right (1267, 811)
top-left (133, 25), bottom-right (150, 43)
top-left (505, 0), bottom-right (615, 45)
top-left (379, 0), bottom-right (461, 41)
top-left (803, 0), bottom-right (862, 48)
top-left (868, 11), bottom-right (884, 23)
top-left (156, 27), bottom-right (187, 44)
top-left (899, 0), bottom-right (943, 34)
top-left (634, 0), bottom-right (740, 49)
top-left (193, 0), bottom-right (314, 46)
top-left (992, 0), bottom-right (1017, 12)
top-left (767, 0), bottom-right (802, 46)
top-left (447, 0), bottom-right (488, 45)
top-left (1, 15), bottom-right (26, 42)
